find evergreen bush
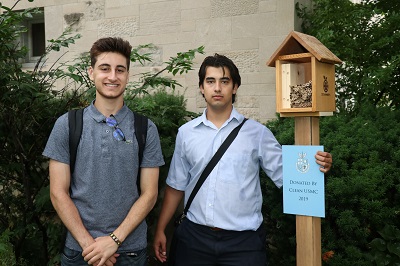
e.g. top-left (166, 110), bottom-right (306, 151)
top-left (263, 106), bottom-right (400, 265)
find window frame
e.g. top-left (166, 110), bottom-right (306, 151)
top-left (17, 9), bottom-right (45, 67)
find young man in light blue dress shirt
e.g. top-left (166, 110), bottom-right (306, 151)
top-left (153, 54), bottom-right (332, 266)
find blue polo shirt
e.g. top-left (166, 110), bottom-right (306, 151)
top-left (43, 102), bottom-right (164, 252)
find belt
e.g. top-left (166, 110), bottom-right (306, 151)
top-left (188, 220), bottom-right (226, 231)
top-left (208, 227), bottom-right (224, 231)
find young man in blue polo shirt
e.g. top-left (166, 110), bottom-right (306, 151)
top-left (43, 37), bottom-right (164, 266)
top-left (153, 54), bottom-right (332, 266)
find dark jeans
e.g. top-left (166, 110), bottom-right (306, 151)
top-left (172, 219), bottom-right (267, 266)
top-left (61, 246), bottom-right (147, 266)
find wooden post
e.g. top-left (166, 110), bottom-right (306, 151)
top-left (295, 116), bottom-right (321, 266)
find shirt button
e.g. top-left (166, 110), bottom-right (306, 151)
top-left (106, 130), bottom-right (110, 133)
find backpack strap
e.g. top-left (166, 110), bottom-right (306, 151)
top-left (68, 109), bottom-right (84, 175)
top-left (134, 112), bottom-right (148, 194)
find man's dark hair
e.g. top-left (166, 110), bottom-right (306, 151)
top-left (90, 37), bottom-right (132, 70)
top-left (198, 53), bottom-right (241, 103)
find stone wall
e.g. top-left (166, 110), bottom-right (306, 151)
top-left (4, 0), bottom-right (307, 122)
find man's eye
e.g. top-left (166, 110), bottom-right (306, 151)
top-left (117, 69), bottom-right (125, 73)
top-left (100, 67), bottom-right (110, 71)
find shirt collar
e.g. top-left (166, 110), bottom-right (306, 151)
top-left (88, 100), bottom-right (129, 123)
top-left (193, 106), bottom-right (244, 128)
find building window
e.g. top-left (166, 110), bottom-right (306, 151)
top-left (18, 9), bottom-right (45, 66)
top-left (31, 21), bottom-right (45, 57)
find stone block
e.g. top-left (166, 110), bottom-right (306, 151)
top-left (195, 18), bottom-right (232, 51)
top-left (222, 50), bottom-right (259, 73)
top-left (181, 0), bottom-right (211, 10)
top-left (259, 35), bottom-right (287, 63)
top-left (277, 0), bottom-right (295, 33)
top-left (139, 1), bottom-right (181, 35)
top-left (236, 96), bottom-right (259, 108)
top-left (181, 8), bottom-right (210, 21)
top-left (184, 71), bottom-right (199, 88)
top-left (154, 33), bottom-right (179, 45)
top-left (231, 37), bottom-right (259, 51)
top-left (181, 20), bottom-right (197, 32)
top-left (63, 2), bottom-right (86, 14)
top-left (85, 0), bottom-right (105, 21)
top-left (182, 85), bottom-right (199, 99)
top-left (236, 107), bottom-right (260, 121)
top-left (239, 84), bottom-right (274, 96)
top-left (185, 97), bottom-right (197, 113)
top-left (98, 17), bottom-right (139, 37)
top-left (131, 35), bottom-right (157, 47)
top-left (105, 5), bottom-right (140, 18)
top-left (85, 20), bottom-right (100, 31)
top-left (211, 0), bottom-right (258, 17)
top-left (64, 12), bottom-right (84, 32)
top-left (54, 0), bottom-right (78, 5)
top-left (45, 5), bottom-right (64, 38)
top-left (80, 30), bottom-right (99, 47)
top-left (259, 0), bottom-right (277, 13)
top-left (232, 13), bottom-right (276, 39)
top-left (178, 32), bottom-right (197, 44)
top-left (105, 0), bottom-right (131, 8)
top-left (259, 95), bottom-right (278, 121)
top-left (180, 79), bottom-right (200, 98)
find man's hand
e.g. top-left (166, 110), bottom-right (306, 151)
top-left (82, 235), bottom-right (119, 266)
top-left (153, 230), bottom-right (168, 263)
top-left (93, 255), bottom-right (118, 266)
top-left (315, 151), bottom-right (332, 173)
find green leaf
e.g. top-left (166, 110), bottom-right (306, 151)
top-left (371, 238), bottom-right (387, 252)
top-left (387, 242), bottom-right (400, 258)
top-left (379, 225), bottom-right (400, 241)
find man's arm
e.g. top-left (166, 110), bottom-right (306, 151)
top-left (153, 185), bottom-right (184, 263)
top-left (49, 159), bottom-right (95, 249)
top-left (83, 167), bottom-right (160, 266)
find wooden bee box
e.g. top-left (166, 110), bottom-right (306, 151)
top-left (267, 31), bottom-right (342, 117)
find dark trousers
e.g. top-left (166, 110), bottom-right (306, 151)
top-left (61, 246), bottom-right (147, 266)
top-left (172, 219), bottom-right (267, 266)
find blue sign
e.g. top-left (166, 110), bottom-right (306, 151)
top-left (282, 145), bottom-right (325, 217)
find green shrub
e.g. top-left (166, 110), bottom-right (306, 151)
top-left (262, 106), bottom-right (400, 265)
top-left (368, 224), bottom-right (400, 266)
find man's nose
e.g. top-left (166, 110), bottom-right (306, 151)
top-left (214, 82), bottom-right (222, 91)
top-left (108, 70), bottom-right (117, 80)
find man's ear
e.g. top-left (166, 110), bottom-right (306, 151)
top-left (200, 84), bottom-right (204, 94)
top-left (233, 84), bottom-right (238, 95)
top-left (88, 67), bottom-right (94, 81)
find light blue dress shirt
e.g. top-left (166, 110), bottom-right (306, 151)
top-left (166, 107), bottom-right (283, 231)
